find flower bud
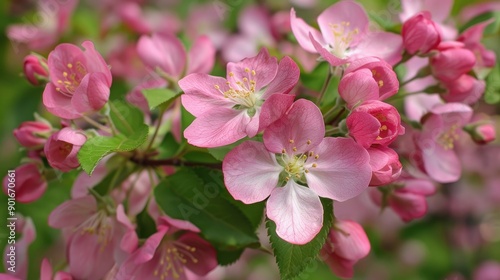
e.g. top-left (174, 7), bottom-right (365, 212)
top-left (23, 54), bottom-right (49, 86)
top-left (430, 42), bottom-right (476, 82)
top-left (465, 121), bottom-right (496, 145)
top-left (13, 121), bottom-right (52, 149)
top-left (402, 12), bottom-right (441, 55)
top-left (3, 162), bottom-right (47, 203)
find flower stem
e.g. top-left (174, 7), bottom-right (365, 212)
top-left (81, 115), bottom-right (112, 134)
top-left (146, 106), bottom-right (167, 152)
top-left (317, 67), bottom-right (334, 105)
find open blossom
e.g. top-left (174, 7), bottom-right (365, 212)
top-left (49, 197), bottom-right (136, 279)
top-left (402, 12), bottom-right (441, 55)
top-left (137, 33), bottom-right (215, 81)
top-left (44, 128), bottom-right (86, 172)
top-left (413, 103), bottom-right (473, 183)
top-left (346, 100), bottom-right (405, 148)
top-left (290, 0), bottom-right (403, 66)
top-left (367, 146), bottom-right (402, 187)
top-left (223, 99), bottom-right (371, 244)
top-left (179, 48), bottom-right (299, 148)
top-left (430, 42), bottom-right (476, 83)
top-left (339, 57), bottom-right (399, 108)
top-left (43, 41), bottom-right (112, 119)
top-left (13, 121), bottom-right (52, 149)
top-left (3, 162), bottom-right (47, 203)
top-left (369, 177), bottom-right (436, 222)
top-left (116, 216), bottom-right (217, 279)
top-left (320, 220), bottom-right (370, 279)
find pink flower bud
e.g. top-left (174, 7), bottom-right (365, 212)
top-left (402, 12), bottom-right (441, 55)
top-left (3, 163), bottom-right (47, 203)
top-left (346, 100), bottom-right (405, 148)
top-left (23, 54), bottom-right (49, 86)
top-left (466, 122), bottom-right (496, 145)
top-left (44, 128), bottom-right (86, 172)
top-left (441, 74), bottom-right (485, 105)
top-left (430, 42), bottom-right (476, 82)
top-left (13, 121), bottom-right (52, 149)
top-left (367, 146), bottom-right (402, 186)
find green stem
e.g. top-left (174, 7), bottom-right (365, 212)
top-left (316, 67), bottom-right (334, 105)
top-left (146, 106), bottom-right (168, 152)
top-left (325, 126), bottom-right (341, 136)
top-left (81, 115), bottom-right (112, 134)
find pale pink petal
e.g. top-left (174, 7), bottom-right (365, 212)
top-left (267, 180), bottom-right (323, 244)
top-left (221, 35), bottom-right (259, 63)
top-left (43, 83), bottom-right (81, 119)
top-left (177, 232), bottom-right (218, 276)
top-left (137, 34), bottom-right (186, 78)
top-left (317, 1), bottom-right (369, 46)
top-left (310, 33), bottom-right (347, 66)
top-left (402, 178), bottom-right (436, 196)
top-left (305, 138), bottom-right (371, 202)
top-left (239, 6), bottom-right (274, 42)
top-left (223, 141), bottom-right (282, 204)
top-left (264, 99), bottom-right (325, 154)
top-left (68, 230), bottom-right (115, 279)
top-left (48, 43), bottom-right (85, 84)
top-left (116, 205), bottom-right (138, 254)
top-left (226, 48), bottom-right (278, 92)
top-left (56, 127), bottom-right (87, 146)
top-left (258, 94), bottom-right (295, 132)
top-left (404, 92), bottom-right (443, 122)
top-left (179, 74), bottom-right (233, 117)
top-left (290, 8), bottom-right (324, 53)
top-left (184, 108), bottom-right (249, 148)
top-left (425, 0), bottom-right (454, 22)
top-left (81, 41), bottom-right (112, 85)
top-left (331, 220), bottom-right (371, 261)
top-left (339, 69), bottom-right (379, 109)
top-left (421, 143), bottom-right (461, 183)
top-left (48, 196), bottom-right (97, 228)
top-left (262, 56), bottom-right (300, 99)
top-left (352, 32), bottom-right (403, 66)
top-left (71, 73), bottom-right (110, 114)
top-left (187, 36), bottom-right (216, 75)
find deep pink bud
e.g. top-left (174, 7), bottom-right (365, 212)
top-left (346, 100), bottom-right (405, 148)
top-left (3, 163), bottom-right (47, 203)
top-left (13, 121), bottom-right (52, 149)
top-left (441, 74), bottom-right (485, 104)
top-left (44, 128), bottom-right (86, 172)
top-left (430, 42), bottom-right (476, 82)
top-left (465, 121), bottom-right (496, 145)
top-left (23, 54), bottom-right (49, 86)
top-left (367, 146), bottom-right (402, 186)
top-left (402, 12), bottom-right (441, 55)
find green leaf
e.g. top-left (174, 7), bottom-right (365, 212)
top-left (216, 248), bottom-right (245, 266)
top-left (78, 125), bottom-right (148, 174)
top-left (485, 65), bottom-right (500, 104)
top-left (109, 100), bottom-right (146, 135)
top-left (154, 168), bottom-right (260, 249)
top-left (459, 11), bottom-right (500, 35)
top-left (267, 199), bottom-right (334, 280)
top-left (142, 88), bottom-right (181, 110)
top-left (136, 207), bottom-right (158, 239)
top-left (181, 105), bottom-right (195, 142)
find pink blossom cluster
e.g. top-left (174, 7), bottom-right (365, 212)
top-left (2, 0), bottom-right (499, 279)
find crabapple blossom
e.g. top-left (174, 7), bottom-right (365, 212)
top-left (23, 54), bottom-right (49, 86)
top-left (402, 12), bottom-right (441, 55)
top-left (290, 0), bottom-right (403, 66)
top-left (465, 120), bottom-right (496, 145)
top-left (441, 74), bottom-right (485, 104)
top-left (2, 162), bottom-right (47, 203)
top-left (430, 42), bottom-right (476, 83)
top-left (179, 48), bottom-right (299, 148)
top-left (457, 20), bottom-right (497, 74)
top-left (42, 41), bottom-right (112, 119)
top-left (320, 220), bottom-right (371, 278)
top-left (13, 121), bottom-right (52, 149)
top-left (223, 99), bottom-right (371, 244)
top-left (44, 127), bottom-right (86, 172)
top-left (346, 100), bottom-right (405, 148)
top-left (339, 57), bottom-right (399, 108)
top-left (367, 146), bottom-right (402, 187)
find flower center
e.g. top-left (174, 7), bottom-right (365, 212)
top-left (327, 21), bottom-right (359, 58)
top-left (78, 210), bottom-right (112, 252)
top-left (214, 68), bottom-right (260, 115)
top-left (153, 240), bottom-right (198, 279)
top-left (55, 62), bottom-right (87, 95)
top-left (438, 124), bottom-right (460, 150)
top-left (277, 139), bottom-right (320, 184)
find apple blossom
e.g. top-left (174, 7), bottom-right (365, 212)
top-left (441, 74), bottom-right (485, 104)
top-left (402, 12), bottom-right (441, 55)
top-left (2, 162), bottom-right (47, 203)
top-left (44, 128), bottom-right (86, 172)
top-left (13, 121), bottom-right (52, 149)
top-left (23, 54), bottom-right (49, 86)
top-left (430, 42), bottom-right (476, 83)
top-left (367, 146), bottom-right (402, 187)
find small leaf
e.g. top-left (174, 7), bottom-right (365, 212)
top-left (78, 125), bottom-right (148, 174)
top-left (267, 199), bottom-right (334, 280)
top-left (154, 168), bottom-right (260, 249)
top-left (142, 88), bottom-right (181, 110)
top-left (485, 65), bottom-right (500, 104)
top-left (109, 100), bottom-right (146, 135)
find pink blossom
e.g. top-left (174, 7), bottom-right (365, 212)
top-left (223, 99), bottom-right (371, 244)
top-left (367, 146), bottom-right (402, 187)
top-left (44, 128), bottom-right (86, 172)
top-left (116, 216), bottom-right (217, 279)
top-left (179, 48), bottom-right (299, 148)
top-left (339, 57), bottom-right (399, 108)
top-left (137, 33), bottom-right (215, 81)
top-left (457, 20), bottom-right (497, 74)
top-left (320, 220), bottom-right (370, 278)
top-left (413, 103), bottom-right (473, 183)
top-left (43, 41), bottom-right (112, 119)
top-left (23, 54), bottom-right (49, 86)
top-left (346, 100), bottom-right (405, 148)
top-left (430, 42), bottom-right (476, 83)
top-left (2, 216), bottom-right (35, 279)
top-left (402, 12), bottom-right (441, 55)
top-left (291, 1), bottom-right (403, 66)
top-left (48, 197), bottom-right (136, 279)
top-left (13, 121), bottom-right (52, 149)
top-left (369, 177), bottom-right (436, 222)
top-left (3, 162), bottom-right (47, 203)
top-left (441, 74), bottom-right (485, 104)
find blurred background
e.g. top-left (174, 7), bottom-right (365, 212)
top-left (0, 0), bottom-right (499, 279)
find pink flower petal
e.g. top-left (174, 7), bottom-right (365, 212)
top-left (346, 111), bottom-right (380, 148)
top-left (40, 259), bottom-right (53, 280)
top-left (389, 192), bottom-right (428, 222)
top-left (305, 138), bottom-right (371, 202)
top-left (177, 232), bottom-right (218, 276)
top-left (48, 196), bottom-right (97, 229)
top-left (290, 8), bottom-right (324, 53)
top-left (81, 41), bottom-right (112, 86)
top-left (137, 33), bottom-right (186, 78)
top-left (71, 72), bottom-right (110, 114)
top-left (223, 141), bottom-right (282, 204)
top-left (330, 220), bottom-right (371, 261)
top-left (352, 32), bottom-right (403, 66)
top-left (187, 35), bottom-right (216, 75)
top-left (43, 83), bottom-right (81, 119)
top-left (262, 56), bottom-right (300, 99)
top-left (267, 180), bottom-right (323, 244)
top-left (258, 93), bottom-right (295, 132)
top-left (226, 48), bottom-right (278, 92)
top-left (264, 99), bottom-right (325, 154)
top-left (339, 69), bottom-right (379, 109)
top-left (310, 33), bottom-right (347, 66)
top-left (132, 227), bottom-right (167, 264)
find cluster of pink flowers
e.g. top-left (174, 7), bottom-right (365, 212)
top-left (2, 0), bottom-right (499, 279)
